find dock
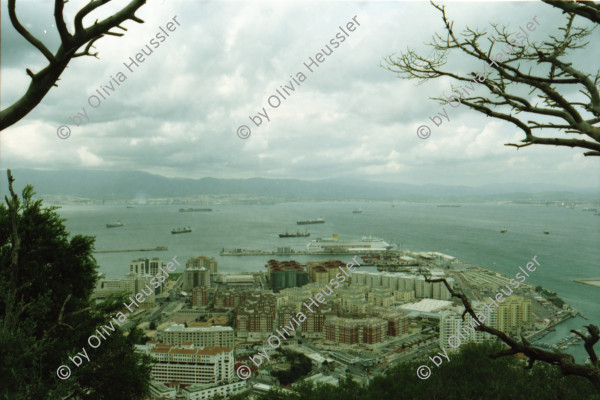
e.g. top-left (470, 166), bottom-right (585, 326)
top-left (574, 279), bottom-right (600, 288)
top-left (94, 246), bottom-right (168, 253)
top-left (220, 248), bottom-right (388, 256)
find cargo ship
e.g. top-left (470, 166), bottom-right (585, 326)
top-left (171, 227), bottom-right (192, 234)
top-left (106, 220), bottom-right (123, 228)
top-left (306, 235), bottom-right (393, 253)
top-left (297, 218), bottom-right (325, 225)
top-left (279, 230), bottom-right (310, 238)
top-left (179, 208), bottom-right (212, 212)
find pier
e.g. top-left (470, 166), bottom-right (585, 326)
top-left (94, 246), bottom-right (168, 253)
top-left (220, 248), bottom-right (388, 256)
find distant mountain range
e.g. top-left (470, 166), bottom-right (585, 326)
top-left (0, 169), bottom-right (598, 202)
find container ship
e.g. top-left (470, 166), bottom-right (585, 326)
top-left (179, 208), bottom-right (212, 212)
top-left (279, 230), bottom-right (310, 238)
top-left (306, 235), bottom-right (393, 253)
top-left (297, 218), bottom-right (325, 225)
top-left (171, 227), bottom-right (192, 234)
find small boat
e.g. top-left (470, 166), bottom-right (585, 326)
top-left (500, 228), bottom-right (507, 233)
top-left (352, 209), bottom-right (362, 214)
top-left (106, 221), bottom-right (123, 228)
top-left (279, 230), bottom-right (310, 238)
top-left (543, 230), bottom-right (550, 235)
top-left (171, 227), bottom-right (192, 234)
top-left (126, 206), bottom-right (135, 209)
top-left (179, 208), bottom-right (212, 212)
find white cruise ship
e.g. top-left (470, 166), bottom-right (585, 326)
top-left (306, 235), bottom-right (393, 253)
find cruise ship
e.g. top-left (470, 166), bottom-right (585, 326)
top-left (306, 235), bottom-right (393, 253)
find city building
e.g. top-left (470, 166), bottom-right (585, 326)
top-left (192, 287), bottom-right (216, 307)
top-left (159, 324), bottom-right (234, 348)
top-left (266, 260), bottom-right (309, 291)
top-left (496, 296), bottom-right (532, 334)
top-left (439, 303), bottom-right (497, 351)
top-left (183, 266), bottom-right (210, 291)
top-left (182, 256), bottom-right (219, 291)
top-left (93, 272), bottom-right (156, 308)
top-left (187, 256), bottom-right (219, 275)
top-left (235, 293), bottom-right (277, 338)
top-left (382, 310), bottom-right (410, 336)
top-left (130, 257), bottom-right (164, 277)
top-left (301, 309), bottom-right (328, 338)
top-left (146, 342), bottom-right (233, 386)
top-left (352, 270), bottom-right (454, 300)
top-left (324, 317), bottom-right (388, 345)
top-left (181, 381), bottom-right (247, 399)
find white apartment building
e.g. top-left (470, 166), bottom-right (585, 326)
top-left (148, 343), bottom-right (233, 385)
top-left (181, 381), bottom-right (247, 399)
top-left (159, 324), bottom-right (234, 348)
top-left (351, 271), bottom-right (454, 300)
top-left (130, 257), bottom-right (163, 277)
top-left (439, 303), bottom-right (497, 351)
top-left (93, 272), bottom-right (156, 307)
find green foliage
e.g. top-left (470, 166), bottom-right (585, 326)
top-left (0, 183), bottom-right (151, 399)
top-left (270, 350), bottom-right (313, 386)
top-left (253, 343), bottom-right (600, 400)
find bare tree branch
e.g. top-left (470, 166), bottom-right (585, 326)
top-left (543, 0), bottom-right (600, 24)
top-left (384, 1), bottom-right (600, 156)
top-left (0, 0), bottom-right (146, 131)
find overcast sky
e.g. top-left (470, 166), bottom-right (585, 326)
top-left (1, 0), bottom-right (599, 189)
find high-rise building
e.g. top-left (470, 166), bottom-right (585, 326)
top-left (439, 303), bottom-right (497, 351)
top-left (192, 287), bottom-right (216, 306)
top-left (187, 256), bottom-right (218, 275)
top-left (183, 266), bottom-right (210, 291)
top-left (130, 257), bottom-right (163, 277)
top-left (183, 257), bottom-right (218, 291)
top-left (496, 296), bottom-right (532, 334)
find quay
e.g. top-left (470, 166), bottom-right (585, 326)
top-left (220, 247), bottom-right (388, 256)
top-left (94, 246), bottom-right (168, 253)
